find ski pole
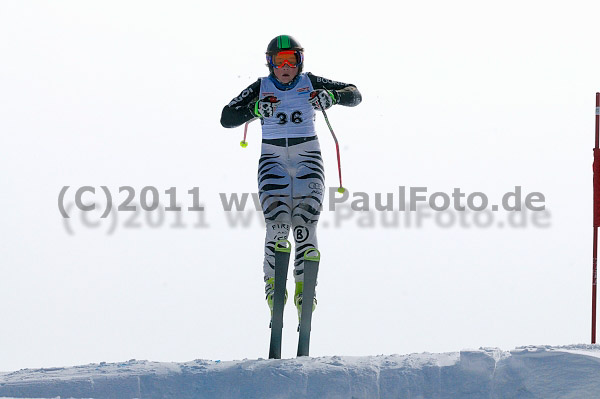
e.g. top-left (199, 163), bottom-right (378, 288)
top-left (312, 93), bottom-right (346, 193)
top-left (593, 92), bottom-right (600, 344)
top-left (240, 120), bottom-right (251, 148)
top-left (240, 117), bottom-right (259, 148)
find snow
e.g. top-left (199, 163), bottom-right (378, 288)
top-left (1, 345), bottom-right (599, 399)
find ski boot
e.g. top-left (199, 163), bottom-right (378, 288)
top-left (266, 277), bottom-right (288, 320)
top-left (294, 281), bottom-right (317, 329)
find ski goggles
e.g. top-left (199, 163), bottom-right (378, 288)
top-left (267, 50), bottom-right (303, 69)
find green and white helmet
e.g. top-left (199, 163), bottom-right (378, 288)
top-left (265, 35), bottom-right (304, 75)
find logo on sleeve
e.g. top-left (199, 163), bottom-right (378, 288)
top-left (228, 87), bottom-right (254, 106)
top-left (316, 77), bottom-right (345, 86)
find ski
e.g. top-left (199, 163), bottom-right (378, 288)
top-left (297, 248), bottom-right (320, 357)
top-left (268, 239), bottom-right (291, 359)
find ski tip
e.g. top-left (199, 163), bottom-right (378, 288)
top-left (275, 239), bottom-right (292, 253)
top-left (303, 248), bottom-right (320, 262)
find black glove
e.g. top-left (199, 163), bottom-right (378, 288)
top-left (252, 95), bottom-right (281, 118)
top-left (308, 89), bottom-right (336, 111)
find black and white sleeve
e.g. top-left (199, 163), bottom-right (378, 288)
top-left (307, 72), bottom-right (362, 107)
top-left (220, 79), bottom-right (261, 128)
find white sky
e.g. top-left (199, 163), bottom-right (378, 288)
top-left (0, 0), bottom-right (599, 371)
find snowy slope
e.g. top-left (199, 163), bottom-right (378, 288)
top-left (1, 345), bottom-right (599, 399)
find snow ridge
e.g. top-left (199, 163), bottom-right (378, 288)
top-left (1, 345), bottom-right (599, 399)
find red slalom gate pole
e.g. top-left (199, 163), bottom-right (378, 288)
top-left (593, 92), bottom-right (600, 344)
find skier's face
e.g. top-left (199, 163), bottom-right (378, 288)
top-left (273, 64), bottom-right (298, 84)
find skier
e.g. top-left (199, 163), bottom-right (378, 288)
top-left (220, 35), bottom-right (362, 323)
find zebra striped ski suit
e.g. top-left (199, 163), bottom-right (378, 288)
top-left (221, 72), bottom-right (361, 283)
